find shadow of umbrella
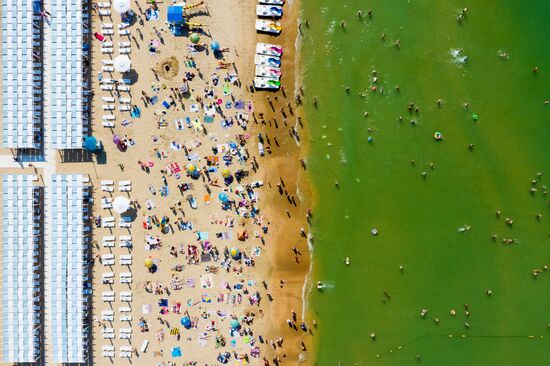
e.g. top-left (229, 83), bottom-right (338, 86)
top-left (122, 69), bottom-right (139, 85)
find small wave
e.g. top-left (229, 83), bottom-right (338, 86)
top-left (450, 48), bottom-right (468, 66)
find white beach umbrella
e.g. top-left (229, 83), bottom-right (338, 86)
top-left (113, 196), bottom-right (131, 214)
top-left (114, 55), bottom-right (132, 73)
top-left (113, 0), bottom-right (131, 13)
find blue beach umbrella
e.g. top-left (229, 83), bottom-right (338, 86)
top-left (84, 136), bottom-right (98, 151)
top-left (218, 192), bottom-right (229, 203)
top-left (230, 319), bottom-right (240, 329)
top-left (180, 316), bottom-right (191, 329)
top-left (210, 41), bottom-right (220, 51)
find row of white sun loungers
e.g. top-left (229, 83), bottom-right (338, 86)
top-left (101, 180), bottom-right (132, 192)
top-left (102, 290), bottom-right (133, 301)
top-left (102, 271), bottom-right (132, 284)
top-left (101, 254), bottom-right (133, 265)
top-left (102, 235), bottom-right (132, 247)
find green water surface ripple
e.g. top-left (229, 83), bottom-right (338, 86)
top-left (301, 0), bottom-right (550, 364)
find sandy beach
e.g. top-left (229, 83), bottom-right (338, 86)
top-left (86, 0), bottom-right (312, 365)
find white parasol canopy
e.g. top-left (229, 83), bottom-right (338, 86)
top-left (114, 54), bottom-right (131, 72)
top-left (113, 0), bottom-right (131, 13)
top-left (113, 196), bottom-right (131, 214)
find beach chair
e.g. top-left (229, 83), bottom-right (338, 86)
top-left (101, 23), bottom-right (114, 29)
top-left (103, 115), bottom-right (116, 120)
top-left (101, 185), bottom-right (114, 192)
top-left (102, 66), bottom-right (114, 72)
top-left (102, 121), bottom-right (115, 128)
top-left (99, 9), bottom-right (111, 16)
top-left (118, 41), bottom-right (131, 47)
top-left (102, 310), bottom-right (114, 321)
top-left (102, 96), bottom-right (115, 103)
top-left (118, 105), bottom-right (131, 111)
top-left (118, 29), bottom-right (130, 36)
top-left (103, 42), bottom-right (113, 47)
top-left (119, 23), bottom-right (131, 29)
top-left (119, 48), bottom-right (131, 54)
top-left (101, 48), bottom-right (113, 54)
top-left (140, 339), bottom-right (149, 353)
top-left (119, 98), bottom-right (131, 104)
top-left (102, 104), bottom-right (115, 111)
top-left (101, 180), bottom-right (114, 185)
top-left (103, 29), bottom-right (114, 36)
top-left (100, 85), bottom-right (114, 91)
top-left (98, 2), bottom-right (111, 8)
top-left (119, 221), bottom-right (132, 228)
top-left (117, 85), bottom-right (130, 92)
top-left (119, 306), bottom-right (131, 312)
top-left (120, 315), bottom-right (132, 322)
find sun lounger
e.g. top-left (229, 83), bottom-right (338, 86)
top-left (119, 98), bottom-right (131, 104)
top-left (118, 41), bottom-right (131, 47)
top-left (103, 334), bottom-right (115, 340)
top-left (104, 216), bottom-right (115, 223)
top-left (103, 235), bottom-right (115, 241)
top-left (102, 42), bottom-right (113, 47)
top-left (101, 23), bottom-right (114, 29)
top-left (140, 339), bottom-right (149, 353)
top-left (102, 104), bottom-right (115, 110)
top-left (103, 29), bottom-right (114, 36)
top-left (119, 307), bottom-right (131, 312)
top-left (120, 235), bottom-right (132, 241)
top-left (103, 345), bottom-right (115, 352)
top-left (118, 29), bottom-right (130, 36)
top-left (117, 85), bottom-right (130, 92)
top-left (103, 222), bottom-right (115, 228)
top-left (118, 105), bottom-right (131, 111)
top-left (99, 9), bottom-right (111, 16)
top-left (101, 48), bottom-right (113, 54)
top-left (119, 48), bottom-right (131, 54)
top-left (119, 221), bottom-right (132, 228)
top-left (102, 66), bottom-right (114, 72)
top-left (100, 85), bottom-right (114, 91)
top-left (102, 96), bottom-right (115, 102)
top-left (103, 59), bottom-right (115, 65)
top-left (101, 180), bottom-right (114, 185)
top-left (101, 185), bottom-right (114, 192)
top-left (120, 292), bottom-right (132, 302)
top-left (102, 253), bottom-right (115, 260)
top-left (120, 254), bottom-right (132, 265)
top-left (101, 197), bottom-right (113, 209)
top-left (120, 315), bottom-right (132, 322)
top-left (119, 23), bottom-right (131, 29)
top-left (102, 240), bottom-right (115, 248)
top-left (102, 121), bottom-right (115, 128)
top-left (102, 310), bottom-right (114, 321)
top-left (103, 115), bottom-right (116, 120)
top-left (98, 2), bottom-right (111, 8)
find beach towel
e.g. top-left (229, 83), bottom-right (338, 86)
top-left (201, 294), bottom-right (212, 303)
top-left (198, 332), bottom-right (208, 347)
top-left (149, 96), bottom-right (159, 105)
top-left (234, 100), bottom-right (245, 110)
top-left (187, 278), bottom-right (196, 288)
top-left (204, 115), bottom-right (214, 123)
top-left (162, 101), bottom-right (171, 109)
top-left (198, 231), bottom-right (209, 240)
top-left (142, 304), bottom-right (152, 314)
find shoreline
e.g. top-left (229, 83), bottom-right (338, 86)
top-left (251, 0), bottom-right (318, 363)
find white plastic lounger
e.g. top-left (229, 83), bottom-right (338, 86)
top-left (102, 59), bottom-right (115, 65)
top-left (118, 97), bottom-right (131, 104)
top-left (102, 66), bottom-right (114, 72)
top-left (102, 104), bottom-right (115, 111)
top-left (103, 30), bottom-right (114, 35)
top-left (117, 85), bottom-right (130, 91)
top-left (119, 30), bottom-right (130, 36)
top-left (101, 23), bottom-right (114, 29)
top-left (118, 105), bottom-right (131, 111)
top-left (99, 9), bottom-right (111, 16)
top-left (101, 48), bottom-right (113, 54)
top-left (118, 41), bottom-right (131, 47)
top-left (119, 48), bottom-right (131, 54)
top-left (102, 96), bottom-right (115, 102)
top-left (101, 85), bottom-right (114, 91)
top-left (103, 115), bottom-right (116, 120)
top-left (140, 339), bottom-right (149, 353)
top-left (102, 121), bottom-right (115, 128)
top-left (259, 0), bottom-right (284, 4)
top-left (101, 180), bottom-right (114, 185)
top-left (103, 42), bottom-right (113, 47)
top-left (98, 2), bottom-right (111, 8)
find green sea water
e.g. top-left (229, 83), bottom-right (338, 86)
top-left (300, 1), bottom-right (550, 365)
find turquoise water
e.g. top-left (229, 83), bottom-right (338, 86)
top-left (301, 1), bottom-right (550, 364)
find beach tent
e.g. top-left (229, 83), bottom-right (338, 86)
top-left (113, 0), bottom-right (131, 13)
top-left (167, 5), bottom-right (184, 24)
top-left (113, 196), bottom-right (131, 214)
top-left (114, 55), bottom-right (131, 72)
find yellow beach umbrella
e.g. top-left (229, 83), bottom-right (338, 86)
top-left (144, 258), bottom-right (154, 268)
top-left (221, 168), bottom-right (231, 178)
top-left (187, 164), bottom-right (196, 173)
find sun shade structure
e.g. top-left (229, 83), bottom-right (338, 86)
top-left (49, 174), bottom-right (90, 363)
top-left (2, 1), bottom-right (43, 148)
top-left (49, 0), bottom-right (84, 148)
top-left (114, 54), bottom-right (132, 72)
top-left (2, 175), bottom-right (42, 363)
top-left (113, 0), bottom-right (131, 13)
top-left (113, 196), bottom-right (131, 214)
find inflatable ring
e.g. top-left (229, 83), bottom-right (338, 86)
top-left (434, 132), bottom-right (443, 140)
top-left (472, 114), bottom-right (478, 121)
